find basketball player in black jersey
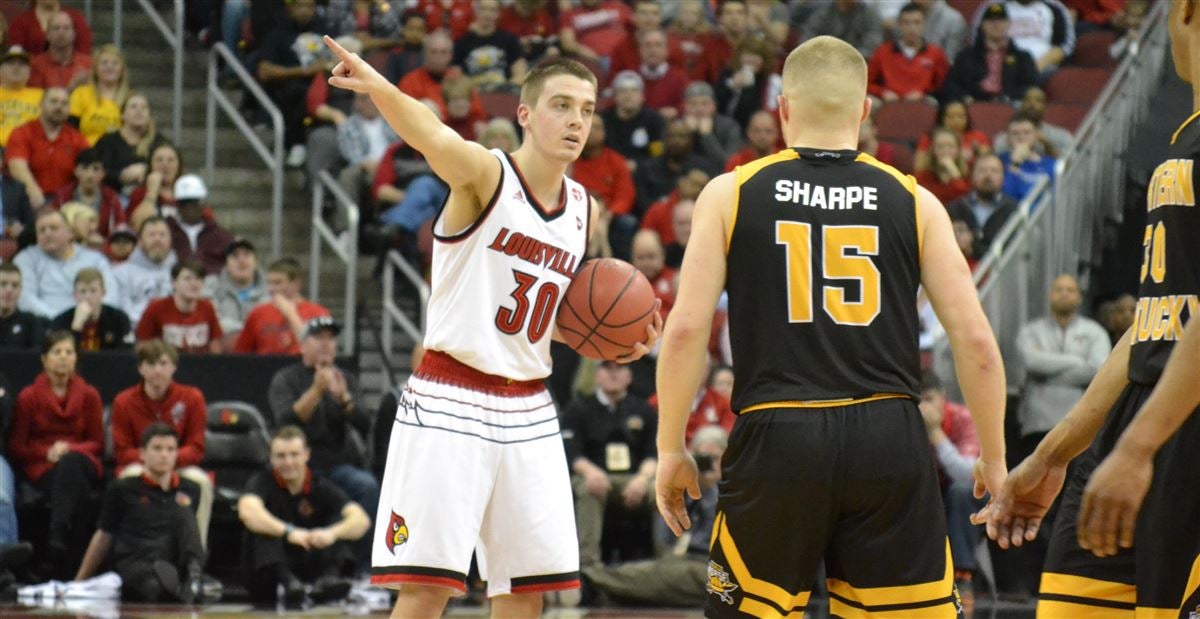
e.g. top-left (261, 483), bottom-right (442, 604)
top-left (654, 36), bottom-right (1007, 618)
top-left (984, 2), bottom-right (1200, 616)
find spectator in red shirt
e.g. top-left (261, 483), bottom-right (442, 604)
top-left (1062, 0), bottom-right (1127, 33)
top-left (608, 1), bottom-right (686, 85)
top-left (667, 0), bottom-right (717, 83)
top-left (396, 30), bottom-right (487, 129)
top-left (630, 229), bottom-right (677, 319)
top-left (135, 259), bottom-right (223, 354)
top-left (649, 358), bottom-right (736, 447)
top-left (49, 147), bottom-right (125, 238)
top-left (725, 110), bottom-right (780, 171)
top-left (498, 0), bottom-right (559, 63)
top-left (916, 99), bottom-right (992, 170)
top-left (165, 175), bottom-right (235, 276)
top-left (416, 0), bottom-right (473, 40)
top-left (640, 167), bottom-right (709, 245)
top-left (27, 11), bottom-right (90, 89)
top-left (110, 339), bottom-right (214, 547)
top-left (705, 0), bottom-right (751, 80)
top-left (858, 116), bottom-right (897, 166)
top-left (8, 331), bottom-right (102, 577)
top-left (234, 257), bottom-right (331, 356)
top-left (571, 114), bottom-right (635, 217)
top-left (5, 87), bottom-right (88, 208)
top-left (915, 127), bottom-right (972, 203)
top-left (867, 3), bottom-right (949, 104)
top-left (635, 30), bottom-right (690, 119)
top-left (6, 0), bottom-right (92, 54)
top-left (559, 0), bottom-right (633, 62)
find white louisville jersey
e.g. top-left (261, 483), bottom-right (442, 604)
top-left (423, 149), bottom-right (591, 381)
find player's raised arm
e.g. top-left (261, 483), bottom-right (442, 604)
top-left (654, 172), bottom-right (734, 536)
top-left (323, 35), bottom-right (497, 194)
top-left (915, 186), bottom-right (1006, 497)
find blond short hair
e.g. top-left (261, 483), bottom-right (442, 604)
top-left (781, 36), bottom-right (868, 128)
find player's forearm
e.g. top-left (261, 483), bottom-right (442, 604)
top-left (950, 324), bottom-right (1007, 463)
top-left (1113, 320), bottom-right (1200, 458)
top-left (656, 314), bottom-right (714, 454)
top-left (75, 531), bottom-right (112, 581)
top-left (1036, 328), bottom-right (1132, 465)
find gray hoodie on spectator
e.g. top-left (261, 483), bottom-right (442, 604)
top-left (13, 243), bottom-right (118, 319)
top-left (1016, 315), bottom-right (1110, 437)
top-left (203, 268), bottom-right (268, 336)
top-left (112, 247), bottom-right (177, 326)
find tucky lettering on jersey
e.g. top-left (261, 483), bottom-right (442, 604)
top-left (486, 227), bottom-right (579, 278)
top-left (1146, 159), bottom-right (1196, 212)
top-left (1133, 294), bottom-right (1198, 343)
top-left (774, 180), bottom-right (878, 211)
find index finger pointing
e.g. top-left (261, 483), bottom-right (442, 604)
top-left (323, 35), bottom-right (354, 61)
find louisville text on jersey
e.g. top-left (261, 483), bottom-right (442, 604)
top-left (486, 226), bottom-right (579, 278)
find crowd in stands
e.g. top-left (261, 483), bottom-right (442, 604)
top-left (0, 0), bottom-right (1150, 610)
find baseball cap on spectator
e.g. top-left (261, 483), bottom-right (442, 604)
top-left (174, 174), bottom-right (207, 202)
top-left (684, 81), bottom-right (715, 101)
top-left (612, 71), bottom-right (644, 91)
top-left (1, 46), bottom-right (30, 64)
top-left (981, 3), bottom-right (1008, 20)
top-left (303, 315), bottom-right (341, 339)
top-left (225, 238), bottom-right (256, 258)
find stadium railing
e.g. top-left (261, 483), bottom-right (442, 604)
top-left (309, 169), bottom-right (360, 353)
top-left (934, 0), bottom-right (1171, 400)
top-left (205, 42), bottom-right (285, 259)
top-left (96, 0), bottom-right (185, 143)
top-left (381, 250), bottom-right (429, 369)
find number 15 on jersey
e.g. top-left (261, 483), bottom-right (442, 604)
top-left (776, 222), bottom-right (881, 327)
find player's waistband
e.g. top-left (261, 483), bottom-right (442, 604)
top-left (739, 393), bottom-right (912, 414)
top-left (414, 350), bottom-right (547, 397)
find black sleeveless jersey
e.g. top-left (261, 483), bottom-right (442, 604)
top-left (1129, 111), bottom-right (1200, 385)
top-left (726, 148), bottom-right (922, 413)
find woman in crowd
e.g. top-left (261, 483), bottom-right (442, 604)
top-left (916, 99), bottom-right (991, 171)
top-left (92, 93), bottom-right (168, 196)
top-left (69, 44), bottom-right (129, 145)
top-left (127, 143), bottom-right (182, 229)
top-left (7, 332), bottom-right (103, 578)
top-left (915, 127), bottom-right (972, 204)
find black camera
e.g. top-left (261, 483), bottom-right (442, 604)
top-left (694, 453), bottom-right (714, 472)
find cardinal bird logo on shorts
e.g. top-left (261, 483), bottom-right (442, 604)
top-left (706, 561), bottom-right (739, 605)
top-left (386, 512), bottom-right (409, 554)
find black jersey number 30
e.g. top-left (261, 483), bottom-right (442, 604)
top-left (776, 222), bottom-right (881, 326)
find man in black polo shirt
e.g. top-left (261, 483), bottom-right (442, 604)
top-left (561, 360), bottom-right (658, 567)
top-left (237, 425), bottom-right (370, 607)
top-left (74, 423), bottom-right (205, 603)
top-left (0, 264), bottom-right (44, 350)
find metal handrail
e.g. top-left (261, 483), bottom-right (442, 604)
top-left (205, 42), bottom-right (285, 259)
top-left (132, 0), bottom-right (185, 143)
top-left (309, 170), bottom-right (360, 353)
top-left (381, 250), bottom-right (430, 367)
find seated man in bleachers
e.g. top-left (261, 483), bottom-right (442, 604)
top-left (942, 3), bottom-right (1038, 104)
top-left (6, 0), bottom-right (92, 55)
top-left (166, 175), bottom-right (236, 276)
top-left (49, 148), bottom-right (125, 241)
top-left (28, 11), bottom-right (91, 90)
top-left (13, 208), bottom-right (116, 319)
top-left (267, 316), bottom-right (376, 570)
top-left (867, 3), bottom-right (950, 105)
top-left (991, 86), bottom-right (1073, 158)
top-left (6, 87), bottom-right (89, 209)
top-left (49, 267), bottom-right (131, 351)
top-left (136, 259), bottom-right (223, 354)
top-left (336, 92), bottom-right (399, 205)
top-left (237, 425), bottom-right (369, 606)
top-left (111, 216), bottom-right (176, 327)
top-left (601, 71), bottom-right (666, 173)
top-left (0, 264), bottom-right (45, 350)
top-left (203, 238), bottom-right (266, 346)
top-left (969, 0), bottom-right (1074, 75)
top-left (234, 257), bottom-right (329, 356)
top-left (111, 340), bottom-right (214, 548)
top-left (74, 423), bottom-right (206, 603)
top-left (561, 360), bottom-right (658, 568)
top-left (946, 153), bottom-right (1018, 255)
top-left (998, 113), bottom-right (1057, 202)
top-left (0, 46), bottom-right (44, 153)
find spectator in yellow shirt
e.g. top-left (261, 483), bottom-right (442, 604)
top-left (68, 44), bottom-right (126, 144)
top-left (0, 45), bottom-right (43, 146)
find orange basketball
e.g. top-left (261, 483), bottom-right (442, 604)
top-left (556, 258), bottom-right (658, 361)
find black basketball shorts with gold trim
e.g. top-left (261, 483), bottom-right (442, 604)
top-left (705, 398), bottom-right (961, 618)
top-left (1039, 383), bottom-right (1200, 618)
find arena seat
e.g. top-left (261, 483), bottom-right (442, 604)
top-left (1043, 103), bottom-right (1089, 134)
top-left (203, 400), bottom-right (271, 580)
top-left (480, 91), bottom-right (519, 122)
top-left (875, 101), bottom-right (938, 145)
top-left (968, 102), bottom-right (1016, 142)
top-left (886, 141), bottom-right (916, 175)
top-left (1072, 31), bottom-right (1119, 69)
top-left (0, 239), bottom-right (16, 262)
top-left (1045, 67), bottom-right (1113, 106)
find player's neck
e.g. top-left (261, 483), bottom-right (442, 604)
top-left (511, 146), bottom-right (569, 198)
top-left (786, 128), bottom-right (859, 153)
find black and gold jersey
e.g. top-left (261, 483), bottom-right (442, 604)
top-left (725, 148), bottom-right (922, 413)
top-left (1129, 111), bottom-right (1200, 385)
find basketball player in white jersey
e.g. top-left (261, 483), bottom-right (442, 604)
top-left (323, 36), bottom-right (661, 618)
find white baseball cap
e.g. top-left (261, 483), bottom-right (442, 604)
top-left (174, 174), bottom-right (208, 202)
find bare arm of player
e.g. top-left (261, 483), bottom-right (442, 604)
top-left (654, 173), bottom-right (735, 536)
top-left (74, 530), bottom-right (112, 581)
top-left (1078, 319), bottom-right (1200, 557)
top-left (988, 328), bottom-right (1133, 549)
top-left (323, 35), bottom-right (501, 232)
top-left (917, 186), bottom-right (1006, 477)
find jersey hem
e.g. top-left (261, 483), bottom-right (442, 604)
top-left (738, 393), bottom-right (911, 414)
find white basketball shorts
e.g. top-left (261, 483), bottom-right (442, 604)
top-left (370, 350), bottom-right (580, 597)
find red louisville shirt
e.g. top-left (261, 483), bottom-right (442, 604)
top-left (234, 300), bottom-right (330, 355)
top-left (560, 1), bottom-right (633, 58)
top-left (135, 297), bottom-right (223, 353)
top-left (570, 147), bottom-right (635, 216)
top-left (867, 41), bottom-right (950, 98)
top-left (111, 381), bottom-right (207, 470)
top-left (29, 50), bottom-right (92, 89)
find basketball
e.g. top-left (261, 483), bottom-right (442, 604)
top-left (556, 258), bottom-right (659, 361)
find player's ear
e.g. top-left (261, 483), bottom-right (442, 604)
top-left (860, 98), bottom-right (872, 125)
top-left (516, 101), bottom-right (532, 129)
top-left (777, 96), bottom-right (789, 128)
